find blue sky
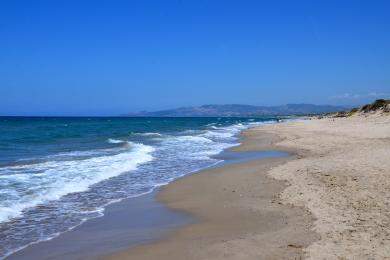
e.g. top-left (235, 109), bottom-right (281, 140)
top-left (0, 0), bottom-right (389, 115)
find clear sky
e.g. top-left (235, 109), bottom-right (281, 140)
top-left (0, 0), bottom-right (389, 116)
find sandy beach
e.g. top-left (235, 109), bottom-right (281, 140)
top-left (109, 114), bottom-right (390, 260)
top-left (108, 127), bottom-right (317, 259)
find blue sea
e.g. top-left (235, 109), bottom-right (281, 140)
top-left (0, 116), bottom-right (279, 258)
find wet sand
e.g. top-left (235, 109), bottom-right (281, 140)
top-left (8, 137), bottom-right (293, 260)
top-left (108, 129), bottom-right (318, 260)
top-left (8, 191), bottom-right (190, 260)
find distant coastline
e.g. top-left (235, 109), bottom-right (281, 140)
top-left (124, 103), bottom-right (349, 117)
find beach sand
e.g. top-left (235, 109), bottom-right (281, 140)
top-left (109, 114), bottom-right (390, 260)
top-left (108, 129), bottom-right (317, 259)
top-left (260, 114), bottom-right (390, 259)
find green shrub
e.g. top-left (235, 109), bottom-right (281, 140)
top-left (361, 99), bottom-right (390, 112)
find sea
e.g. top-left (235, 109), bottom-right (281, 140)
top-left (0, 116), bottom-right (280, 258)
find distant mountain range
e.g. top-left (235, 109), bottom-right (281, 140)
top-left (125, 104), bottom-right (349, 117)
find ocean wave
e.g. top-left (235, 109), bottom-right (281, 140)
top-left (0, 142), bottom-right (155, 223)
top-left (200, 130), bottom-right (235, 139)
top-left (202, 123), bottom-right (248, 139)
top-left (175, 135), bottom-right (214, 143)
top-left (248, 120), bottom-right (275, 125)
top-left (159, 133), bottom-right (234, 161)
top-left (181, 129), bottom-right (204, 135)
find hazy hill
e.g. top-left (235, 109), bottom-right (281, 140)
top-left (126, 104), bottom-right (348, 117)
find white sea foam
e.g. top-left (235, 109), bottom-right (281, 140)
top-left (201, 130), bottom-right (235, 139)
top-left (107, 138), bottom-right (126, 144)
top-left (0, 142), bottom-right (154, 223)
top-left (159, 130), bottom-right (237, 161)
top-left (175, 135), bottom-right (214, 143)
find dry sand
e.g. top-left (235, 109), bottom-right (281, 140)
top-left (257, 114), bottom-right (390, 259)
top-left (109, 114), bottom-right (390, 260)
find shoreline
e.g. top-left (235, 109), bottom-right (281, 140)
top-left (108, 126), bottom-right (318, 259)
top-left (7, 190), bottom-right (191, 260)
top-left (7, 114), bottom-right (390, 259)
top-left (108, 114), bottom-right (390, 259)
top-left (8, 123), bottom-right (298, 259)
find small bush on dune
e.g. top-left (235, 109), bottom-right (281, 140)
top-left (328, 99), bottom-right (390, 118)
top-left (361, 99), bottom-right (390, 113)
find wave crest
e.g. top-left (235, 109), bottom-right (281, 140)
top-left (0, 142), bottom-right (155, 223)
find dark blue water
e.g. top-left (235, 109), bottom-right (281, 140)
top-left (0, 116), bottom-right (279, 258)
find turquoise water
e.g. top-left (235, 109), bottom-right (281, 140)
top-left (0, 116), bottom-right (279, 258)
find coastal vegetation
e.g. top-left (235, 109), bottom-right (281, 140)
top-left (330, 99), bottom-right (390, 117)
top-left (361, 99), bottom-right (390, 113)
